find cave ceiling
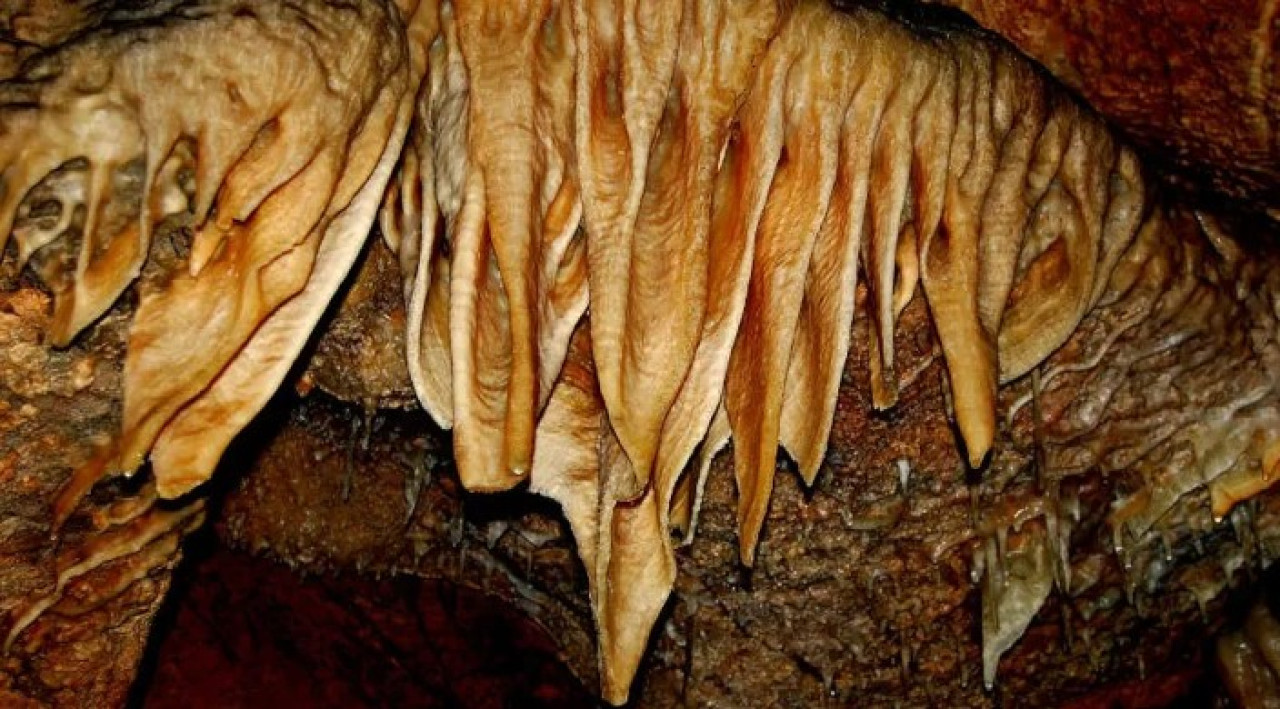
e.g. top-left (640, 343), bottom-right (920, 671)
top-left (0, 0), bottom-right (1278, 707)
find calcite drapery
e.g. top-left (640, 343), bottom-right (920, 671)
top-left (2, 0), bottom-right (1278, 704)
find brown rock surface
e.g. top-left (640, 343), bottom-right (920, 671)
top-left (894, 0), bottom-right (1280, 213)
top-left (300, 237), bottom-right (417, 410)
top-left (0, 269), bottom-right (174, 707)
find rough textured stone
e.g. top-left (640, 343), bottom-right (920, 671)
top-left (892, 0), bottom-right (1280, 214)
top-left (0, 270), bottom-right (168, 707)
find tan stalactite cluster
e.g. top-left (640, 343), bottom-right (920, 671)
top-left (1, 0), bottom-right (1163, 703)
top-left (0, 0), bottom-right (432, 504)
top-left (380, 1), bottom-right (1148, 700)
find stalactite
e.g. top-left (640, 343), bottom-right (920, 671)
top-left (1, 0), bottom-right (1277, 704)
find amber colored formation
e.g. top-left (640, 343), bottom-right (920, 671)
top-left (1219, 602), bottom-right (1280, 707)
top-left (385, 3), bottom-right (1155, 699)
top-left (0, 0), bottom-right (430, 504)
top-left (2, 0), bottom-right (1279, 705)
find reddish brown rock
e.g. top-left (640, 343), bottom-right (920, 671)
top-left (903, 0), bottom-right (1280, 212)
top-left (0, 270), bottom-right (174, 707)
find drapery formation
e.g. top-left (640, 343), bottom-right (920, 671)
top-left (0, 0), bottom-right (439, 508)
top-left (384, 3), bottom-right (1148, 699)
top-left (0, 0), bottom-right (1217, 703)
